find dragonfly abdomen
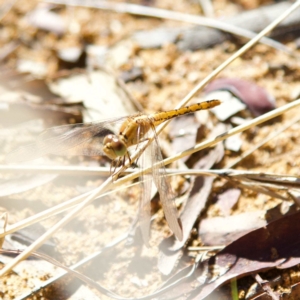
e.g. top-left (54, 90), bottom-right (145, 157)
top-left (151, 99), bottom-right (221, 126)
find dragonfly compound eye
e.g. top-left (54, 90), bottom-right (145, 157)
top-left (103, 134), bottom-right (127, 159)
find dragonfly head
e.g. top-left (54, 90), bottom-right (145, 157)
top-left (103, 134), bottom-right (127, 160)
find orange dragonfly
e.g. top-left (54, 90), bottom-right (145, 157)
top-left (8, 99), bottom-right (221, 242)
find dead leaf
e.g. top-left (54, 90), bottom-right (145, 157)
top-left (205, 90), bottom-right (246, 121)
top-left (158, 143), bottom-right (224, 275)
top-left (154, 210), bottom-right (300, 299)
top-left (215, 188), bottom-right (241, 216)
top-left (169, 114), bottom-right (201, 160)
top-left (205, 78), bottom-right (276, 116)
top-left (199, 210), bottom-right (266, 245)
top-left (172, 210), bottom-right (300, 299)
top-left (48, 69), bottom-right (139, 122)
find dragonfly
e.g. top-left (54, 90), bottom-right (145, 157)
top-left (8, 99), bottom-right (221, 243)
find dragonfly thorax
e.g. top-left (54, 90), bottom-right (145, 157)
top-left (103, 134), bottom-right (127, 160)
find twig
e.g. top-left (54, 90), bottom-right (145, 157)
top-left (0, 181), bottom-right (138, 238)
top-left (113, 98), bottom-right (300, 188)
top-left (227, 115), bottom-right (300, 168)
top-left (1, 99), bottom-right (300, 243)
top-left (46, 0), bottom-right (293, 54)
top-left (0, 177), bottom-right (115, 277)
top-left (13, 233), bottom-right (128, 300)
top-left (1, 0), bottom-right (300, 279)
top-left (0, 164), bottom-right (113, 175)
top-left (253, 274), bottom-right (280, 300)
top-left (198, 0), bottom-right (214, 18)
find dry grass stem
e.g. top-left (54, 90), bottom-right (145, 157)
top-left (47, 0), bottom-right (293, 54)
top-left (0, 181), bottom-right (139, 238)
top-left (1, 0), bottom-right (300, 279)
top-left (116, 98), bottom-right (300, 186)
top-left (226, 115), bottom-right (300, 168)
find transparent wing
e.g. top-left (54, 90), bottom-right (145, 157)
top-left (150, 125), bottom-right (183, 241)
top-left (7, 116), bottom-right (127, 163)
top-left (139, 139), bottom-right (152, 246)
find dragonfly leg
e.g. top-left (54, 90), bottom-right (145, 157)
top-left (110, 159), bottom-right (117, 176)
top-left (111, 157), bottom-right (122, 175)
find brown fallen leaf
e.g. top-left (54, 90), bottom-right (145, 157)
top-left (199, 211), bottom-right (266, 246)
top-left (158, 143), bottom-right (224, 275)
top-left (215, 188), bottom-right (241, 216)
top-left (205, 78), bottom-right (276, 116)
top-left (161, 210), bottom-right (300, 299)
top-left (169, 115), bottom-right (201, 161)
top-left (199, 203), bottom-right (297, 246)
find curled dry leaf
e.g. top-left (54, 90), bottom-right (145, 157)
top-left (158, 210), bottom-right (300, 299)
top-left (196, 211), bottom-right (300, 299)
top-left (158, 143), bottom-right (224, 275)
top-left (205, 78), bottom-right (276, 116)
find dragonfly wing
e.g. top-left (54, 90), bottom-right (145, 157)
top-left (150, 127), bottom-right (183, 241)
top-left (139, 144), bottom-right (152, 246)
top-left (7, 117), bottom-right (126, 162)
